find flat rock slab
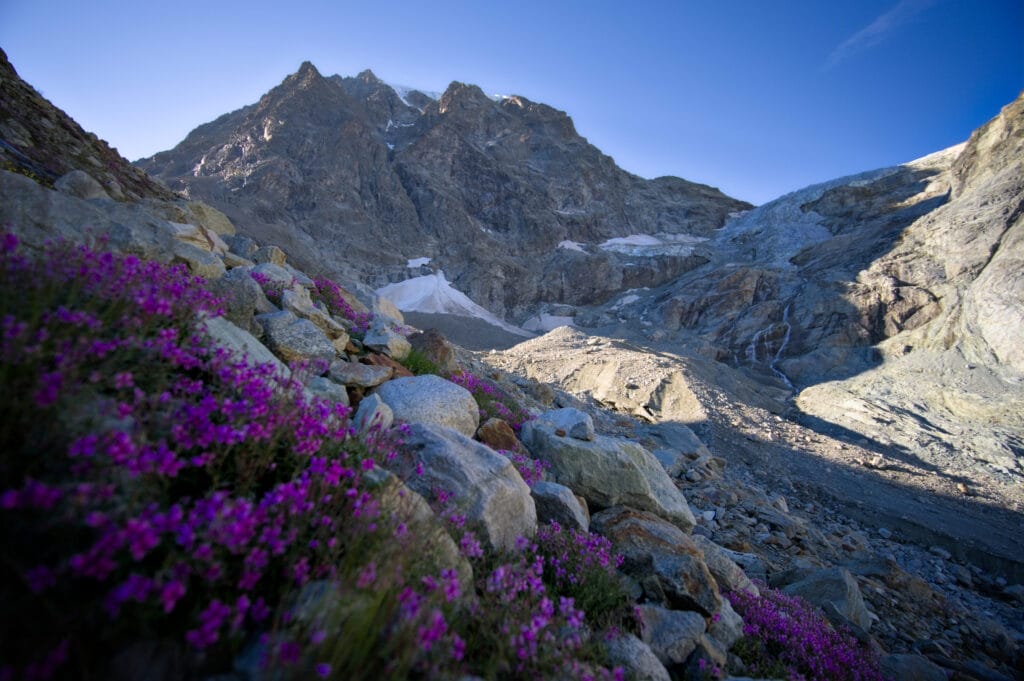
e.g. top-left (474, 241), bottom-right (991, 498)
top-left (328, 360), bottom-right (392, 388)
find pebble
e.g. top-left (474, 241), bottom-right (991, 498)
top-left (929, 546), bottom-right (952, 560)
top-left (878, 527), bottom-right (893, 539)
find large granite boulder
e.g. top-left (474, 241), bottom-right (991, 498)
top-left (521, 411), bottom-right (695, 532)
top-left (591, 506), bottom-right (721, 616)
top-left (374, 375), bottom-right (479, 437)
top-left (394, 424), bottom-right (536, 551)
top-left (255, 310), bottom-right (337, 364)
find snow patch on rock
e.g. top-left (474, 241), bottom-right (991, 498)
top-left (558, 240), bottom-right (587, 253)
top-left (599, 233), bottom-right (707, 257)
top-left (376, 272), bottom-right (532, 337)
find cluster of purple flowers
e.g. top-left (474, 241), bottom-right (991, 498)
top-left (248, 269), bottom-right (292, 305)
top-left (0, 233), bottom-right (632, 680)
top-left (448, 371), bottom-right (533, 431)
top-left (311, 276), bottom-right (373, 335)
top-left (500, 449), bottom-right (550, 487)
top-left (453, 528), bottom-right (625, 681)
top-left (0, 234), bottom-right (405, 679)
top-left (726, 584), bottom-right (885, 681)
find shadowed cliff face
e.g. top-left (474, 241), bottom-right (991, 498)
top-left (136, 62), bottom-right (751, 319)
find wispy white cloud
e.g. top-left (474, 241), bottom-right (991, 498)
top-left (824, 0), bottom-right (937, 70)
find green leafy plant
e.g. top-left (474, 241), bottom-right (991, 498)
top-left (399, 348), bottom-right (440, 376)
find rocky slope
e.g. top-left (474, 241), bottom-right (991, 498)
top-left (136, 62), bottom-right (750, 320)
top-left (0, 49), bottom-right (172, 201)
top-left (564, 93), bottom-right (1024, 527)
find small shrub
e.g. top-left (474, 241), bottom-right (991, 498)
top-left (726, 584), bottom-right (885, 681)
top-left (311, 277), bottom-right (373, 335)
top-left (532, 522), bottom-right (631, 631)
top-left (448, 371), bottom-right (532, 432)
top-left (0, 233), bottom-right (627, 681)
top-left (399, 348), bottom-right (440, 376)
top-left (0, 234), bottom-right (408, 679)
top-left (249, 269), bottom-right (294, 305)
top-left (499, 450), bottom-right (549, 487)
top-left (452, 530), bottom-right (625, 681)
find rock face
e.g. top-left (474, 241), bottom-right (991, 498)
top-left (591, 507), bottom-right (720, 615)
top-left (395, 423), bottom-right (537, 551)
top-left (136, 63), bottom-right (750, 322)
top-left (521, 411), bottom-right (696, 531)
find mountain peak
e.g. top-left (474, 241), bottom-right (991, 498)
top-left (282, 61), bottom-right (325, 89)
top-left (356, 69), bottom-right (381, 84)
top-left (297, 61), bottom-right (321, 77)
top-left (438, 81), bottom-right (493, 114)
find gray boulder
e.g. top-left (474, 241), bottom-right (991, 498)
top-left (373, 297), bottom-right (405, 325)
top-left (708, 598), bottom-right (744, 650)
top-left (374, 375), bottom-right (479, 437)
top-left (282, 288), bottom-right (349, 341)
top-left (635, 604), bottom-right (706, 668)
top-left (200, 316), bottom-right (289, 378)
top-left (693, 535), bottom-right (760, 596)
top-left (206, 267), bottom-right (273, 332)
top-left (165, 221), bottom-right (230, 255)
top-left (592, 506), bottom-right (721, 616)
top-left (54, 169), bottom-right (110, 201)
top-left (328, 359), bottom-right (392, 388)
top-left (250, 262), bottom-right (295, 288)
top-left (530, 481), bottom-right (589, 532)
top-left (395, 424), bottom-right (536, 551)
top-left (521, 414), bottom-right (695, 531)
top-left (255, 310), bottom-right (337, 364)
top-left (603, 633), bottom-right (671, 681)
top-left (285, 263), bottom-right (315, 289)
top-left (183, 200), bottom-right (235, 236)
top-left (225, 234), bottom-right (258, 258)
top-left (304, 376), bottom-right (349, 407)
top-left (776, 567), bottom-right (873, 632)
top-left (252, 245), bottom-right (286, 265)
top-left (353, 393), bottom-right (394, 434)
top-left (171, 241), bottom-right (225, 279)
top-left (363, 324), bottom-right (412, 360)
top-left (363, 467), bottom-right (472, 584)
top-left (531, 407), bottom-right (595, 441)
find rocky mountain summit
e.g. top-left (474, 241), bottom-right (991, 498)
top-left (136, 62), bottom-right (749, 320)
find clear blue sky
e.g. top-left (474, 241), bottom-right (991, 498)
top-left (1, 0), bottom-right (1021, 204)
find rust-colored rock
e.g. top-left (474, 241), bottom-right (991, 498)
top-left (361, 352), bottom-right (413, 378)
top-left (477, 418), bottom-right (523, 453)
top-left (408, 328), bottom-right (459, 375)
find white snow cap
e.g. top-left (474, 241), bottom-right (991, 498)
top-left (406, 257), bottom-right (431, 268)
